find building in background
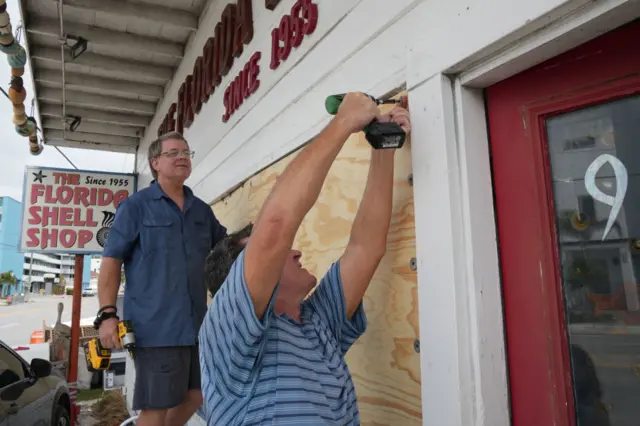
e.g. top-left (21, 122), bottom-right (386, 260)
top-left (0, 196), bottom-right (25, 296)
top-left (90, 255), bottom-right (102, 273)
top-left (23, 252), bottom-right (91, 294)
top-left (0, 196), bottom-right (92, 296)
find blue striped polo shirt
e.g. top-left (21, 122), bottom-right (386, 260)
top-left (199, 249), bottom-right (367, 425)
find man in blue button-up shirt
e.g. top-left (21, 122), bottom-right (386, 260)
top-left (97, 131), bottom-right (227, 426)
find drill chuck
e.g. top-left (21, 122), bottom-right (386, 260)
top-left (118, 320), bottom-right (136, 351)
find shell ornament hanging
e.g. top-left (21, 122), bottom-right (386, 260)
top-left (0, 0), bottom-right (43, 155)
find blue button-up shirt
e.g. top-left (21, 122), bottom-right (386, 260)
top-left (103, 181), bottom-right (227, 347)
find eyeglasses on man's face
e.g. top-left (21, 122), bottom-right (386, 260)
top-left (159, 149), bottom-right (195, 159)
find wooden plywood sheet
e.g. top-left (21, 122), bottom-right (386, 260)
top-left (212, 97), bottom-right (421, 425)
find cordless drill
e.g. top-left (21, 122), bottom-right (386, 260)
top-left (325, 93), bottom-right (409, 149)
top-left (84, 320), bottom-right (135, 372)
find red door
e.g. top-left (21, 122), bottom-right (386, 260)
top-left (487, 20), bottom-right (640, 426)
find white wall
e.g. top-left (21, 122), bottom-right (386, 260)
top-left (137, 0), bottom-right (608, 203)
top-left (129, 1), bottom-right (640, 425)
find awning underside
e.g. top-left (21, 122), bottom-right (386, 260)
top-left (20, 0), bottom-right (209, 154)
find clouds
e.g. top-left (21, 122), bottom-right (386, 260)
top-left (0, 0), bottom-right (135, 202)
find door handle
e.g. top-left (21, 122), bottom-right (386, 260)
top-left (8, 403), bottom-right (19, 415)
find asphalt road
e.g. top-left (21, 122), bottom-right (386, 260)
top-left (571, 330), bottom-right (640, 426)
top-left (0, 294), bottom-right (100, 347)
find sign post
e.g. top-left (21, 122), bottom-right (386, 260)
top-left (20, 166), bottom-right (137, 425)
top-left (68, 254), bottom-right (83, 423)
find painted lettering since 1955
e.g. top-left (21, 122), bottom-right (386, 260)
top-left (157, 0), bottom-right (318, 133)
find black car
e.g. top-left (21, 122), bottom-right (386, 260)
top-left (0, 340), bottom-right (70, 425)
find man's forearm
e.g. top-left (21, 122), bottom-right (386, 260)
top-left (260, 117), bottom-right (352, 229)
top-left (245, 117), bottom-right (354, 316)
top-left (97, 257), bottom-right (123, 312)
top-left (349, 150), bottom-right (395, 255)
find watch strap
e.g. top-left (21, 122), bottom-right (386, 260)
top-left (98, 305), bottom-right (117, 315)
top-left (93, 310), bottom-right (119, 330)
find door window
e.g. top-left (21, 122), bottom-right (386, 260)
top-left (0, 348), bottom-right (25, 389)
top-left (546, 95), bottom-right (640, 426)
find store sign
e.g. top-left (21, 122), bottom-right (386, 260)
top-left (19, 166), bottom-right (137, 254)
top-left (157, 0), bottom-right (318, 134)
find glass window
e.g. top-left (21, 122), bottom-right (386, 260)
top-left (0, 347), bottom-right (26, 389)
top-left (546, 95), bottom-right (640, 426)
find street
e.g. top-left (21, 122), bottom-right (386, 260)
top-left (0, 294), bottom-right (100, 347)
top-left (571, 330), bottom-right (640, 426)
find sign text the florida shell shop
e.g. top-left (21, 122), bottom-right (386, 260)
top-left (20, 167), bottom-right (137, 254)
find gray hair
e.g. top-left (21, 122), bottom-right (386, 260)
top-left (205, 223), bottom-right (253, 297)
top-left (148, 131), bottom-right (190, 179)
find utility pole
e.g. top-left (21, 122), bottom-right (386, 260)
top-left (26, 252), bottom-right (33, 301)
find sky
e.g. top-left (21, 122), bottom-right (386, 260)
top-left (0, 0), bottom-right (135, 202)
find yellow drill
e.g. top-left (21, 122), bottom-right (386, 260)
top-left (84, 320), bottom-right (135, 372)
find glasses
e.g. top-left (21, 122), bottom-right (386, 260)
top-left (159, 149), bottom-right (195, 159)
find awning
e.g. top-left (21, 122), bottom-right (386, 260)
top-left (14, 0), bottom-right (211, 155)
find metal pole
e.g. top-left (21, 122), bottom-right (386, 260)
top-left (68, 254), bottom-right (83, 426)
top-left (26, 252), bottom-right (33, 301)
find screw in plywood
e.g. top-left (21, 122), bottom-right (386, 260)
top-left (409, 257), bottom-right (417, 271)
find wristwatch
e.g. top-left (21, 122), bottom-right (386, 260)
top-left (93, 305), bottom-right (119, 330)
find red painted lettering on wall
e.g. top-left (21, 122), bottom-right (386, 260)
top-left (182, 75), bottom-right (194, 130)
top-left (191, 57), bottom-right (204, 116)
top-left (202, 38), bottom-right (215, 101)
top-left (223, 52), bottom-right (261, 122)
top-left (158, 0), bottom-right (254, 135)
top-left (157, 103), bottom-right (177, 136)
top-left (156, 0), bottom-right (320, 129)
top-left (270, 0), bottom-right (318, 70)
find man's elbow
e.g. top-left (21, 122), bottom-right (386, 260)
top-left (252, 210), bottom-right (295, 250)
top-left (98, 258), bottom-right (122, 284)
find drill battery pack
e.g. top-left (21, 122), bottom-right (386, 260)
top-left (365, 121), bottom-right (407, 150)
top-left (84, 338), bottom-right (111, 372)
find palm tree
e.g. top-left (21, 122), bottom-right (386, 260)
top-left (0, 271), bottom-right (17, 297)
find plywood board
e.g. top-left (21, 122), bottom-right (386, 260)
top-left (212, 97), bottom-right (421, 425)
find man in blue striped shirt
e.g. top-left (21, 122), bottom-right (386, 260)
top-left (199, 92), bottom-right (411, 425)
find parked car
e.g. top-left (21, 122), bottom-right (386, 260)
top-left (0, 340), bottom-right (70, 425)
top-left (81, 287), bottom-right (96, 297)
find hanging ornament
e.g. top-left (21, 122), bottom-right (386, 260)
top-left (29, 134), bottom-right (43, 155)
top-left (0, 0), bottom-right (43, 154)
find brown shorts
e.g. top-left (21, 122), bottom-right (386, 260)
top-left (132, 345), bottom-right (201, 411)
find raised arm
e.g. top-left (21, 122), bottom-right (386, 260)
top-left (244, 93), bottom-right (379, 319)
top-left (340, 107), bottom-right (411, 318)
